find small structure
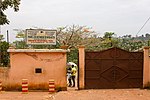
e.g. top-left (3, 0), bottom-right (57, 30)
top-left (0, 48), bottom-right (69, 91)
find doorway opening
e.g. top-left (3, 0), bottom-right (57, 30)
top-left (66, 49), bottom-right (79, 90)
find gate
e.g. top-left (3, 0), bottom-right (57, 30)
top-left (85, 47), bottom-right (143, 89)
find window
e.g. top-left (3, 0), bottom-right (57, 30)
top-left (35, 68), bottom-right (42, 73)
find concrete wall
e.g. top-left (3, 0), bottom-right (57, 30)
top-left (0, 67), bottom-right (10, 84)
top-left (143, 46), bottom-right (150, 87)
top-left (1, 49), bottom-right (69, 90)
top-left (78, 46), bottom-right (85, 89)
top-left (1, 46), bottom-right (149, 90)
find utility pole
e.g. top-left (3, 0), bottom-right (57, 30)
top-left (7, 30), bottom-right (9, 43)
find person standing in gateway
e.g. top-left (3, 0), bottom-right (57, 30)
top-left (71, 65), bottom-right (77, 87)
top-left (67, 66), bottom-right (72, 87)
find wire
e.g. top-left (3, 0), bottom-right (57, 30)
top-left (136, 17), bottom-right (150, 36)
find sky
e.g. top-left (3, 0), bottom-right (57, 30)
top-left (1, 0), bottom-right (150, 42)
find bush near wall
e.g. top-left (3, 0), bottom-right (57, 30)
top-left (0, 41), bottom-right (9, 67)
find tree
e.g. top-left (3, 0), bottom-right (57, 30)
top-left (57, 25), bottom-right (95, 49)
top-left (103, 32), bottom-right (115, 39)
top-left (0, 0), bottom-right (20, 25)
top-left (56, 25), bottom-right (95, 63)
top-left (101, 32), bottom-right (118, 48)
top-left (13, 25), bottom-right (96, 49)
top-left (0, 34), bottom-right (4, 41)
top-left (0, 41), bottom-right (9, 67)
top-left (13, 29), bottom-right (27, 48)
top-left (0, 34), bottom-right (9, 67)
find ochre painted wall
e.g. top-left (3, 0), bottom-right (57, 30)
top-left (1, 49), bottom-right (69, 90)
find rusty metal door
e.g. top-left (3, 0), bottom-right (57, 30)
top-left (85, 47), bottom-right (143, 89)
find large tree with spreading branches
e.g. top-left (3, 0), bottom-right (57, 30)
top-left (0, 0), bottom-right (20, 25)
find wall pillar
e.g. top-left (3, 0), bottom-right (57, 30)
top-left (78, 45), bottom-right (85, 89)
top-left (143, 46), bottom-right (150, 87)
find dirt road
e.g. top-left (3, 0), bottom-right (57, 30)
top-left (0, 89), bottom-right (150, 100)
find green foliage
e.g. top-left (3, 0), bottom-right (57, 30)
top-left (85, 33), bottom-right (148, 52)
top-left (0, 10), bottom-right (9, 25)
top-left (16, 32), bottom-right (25, 38)
top-left (0, 34), bottom-right (4, 41)
top-left (0, 0), bottom-right (20, 25)
top-left (31, 41), bottom-right (61, 49)
top-left (67, 49), bottom-right (78, 64)
top-left (13, 30), bottom-right (28, 49)
top-left (13, 26), bottom-right (150, 64)
top-left (103, 32), bottom-right (115, 39)
top-left (13, 40), bottom-right (61, 49)
top-left (0, 41), bottom-right (9, 67)
top-left (57, 25), bottom-right (95, 49)
top-left (13, 40), bottom-right (27, 49)
top-left (13, 25), bottom-right (94, 50)
top-left (148, 40), bottom-right (150, 46)
top-left (117, 36), bottom-right (146, 51)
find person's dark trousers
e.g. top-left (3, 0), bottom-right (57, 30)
top-left (68, 78), bottom-right (72, 87)
top-left (72, 76), bottom-right (75, 87)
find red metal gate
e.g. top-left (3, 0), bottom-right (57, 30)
top-left (85, 47), bottom-right (143, 89)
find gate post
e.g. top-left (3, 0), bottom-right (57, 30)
top-left (78, 45), bottom-right (85, 89)
top-left (0, 80), bottom-right (2, 92)
top-left (143, 46), bottom-right (150, 88)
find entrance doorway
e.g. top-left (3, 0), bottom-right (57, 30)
top-left (66, 49), bottom-right (79, 90)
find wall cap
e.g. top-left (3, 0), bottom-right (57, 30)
top-left (60, 45), bottom-right (68, 49)
top-left (7, 49), bottom-right (70, 53)
top-left (144, 46), bottom-right (150, 49)
top-left (78, 45), bottom-right (85, 48)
